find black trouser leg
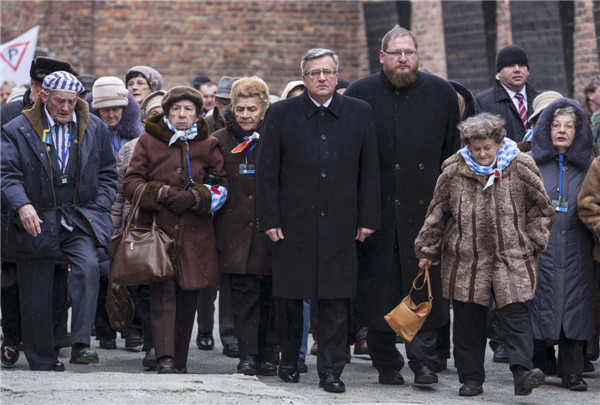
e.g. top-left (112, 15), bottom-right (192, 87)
top-left (129, 284), bottom-right (153, 350)
top-left (218, 272), bottom-right (237, 345)
top-left (366, 327), bottom-right (404, 372)
top-left (196, 287), bottom-right (217, 334)
top-left (1, 262), bottom-right (21, 347)
top-left (274, 297), bottom-right (303, 367)
top-left (495, 302), bottom-right (533, 370)
top-left (316, 298), bottom-right (348, 379)
top-left (557, 328), bottom-right (584, 376)
top-left (52, 264), bottom-right (69, 351)
top-left (406, 327), bottom-right (438, 373)
top-left (452, 300), bottom-right (487, 384)
top-left (230, 274), bottom-right (261, 358)
top-left (95, 276), bottom-right (116, 341)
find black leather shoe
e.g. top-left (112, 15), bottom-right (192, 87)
top-left (258, 360), bottom-right (277, 376)
top-left (196, 332), bottom-right (214, 351)
top-left (70, 345), bottom-right (99, 364)
top-left (459, 380), bottom-right (483, 396)
top-left (1, 343), bottom-right (19, 367)
top-left (278, 363), bottom-right (300, 383)
top-left (142, 348), bottom-right (157, 370)
top-left (513, 367), bottom-right (544, 395)
top-left (52, 360), bottom-right (65, 372)
top-left (378, 368), bottom-right (404, 385)
top-left (237, 355), bottom-right (258, 376)
top-left (414, 364), bottom-right (438, 384)
top-left (99, 339), bottom-right (117, 350)
top-left (319, 374), bottom-right (345, 393)
top-left (297, 358), bottom-right (308, 373)
top-left (583, 359), bottom-right (595, 373)
top-left (125, 333), bottom-right (143, 349)
top-left (561, 374), bottom-right (588, 391)
top-left (493, 344), bottom-right (509, 363)
top-left (157, 356), bottom-right (176, 374)
top-left (223, 341), bottom-right (239, 358)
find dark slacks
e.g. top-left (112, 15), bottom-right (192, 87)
top-left (367, 327), bottom-right (438, 373)
top-left (453, 299), bottom-right (533, 384)
top-left (229, 273), bottom-right (273, 359)
top-left (16, 228), bottom-right (98, 370)
top-left (557, 328), bottom-right (585, 376)
top-left (150, 278), bottom-right (198, 370)
top-left (276, 297), bottom-right (348, 379)
top-left (196, 273), bottom-right (237, 345)
top-left (129, 284), bottom-right (153, 350)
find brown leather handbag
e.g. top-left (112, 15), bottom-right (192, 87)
top-left (384, 264), bottom-right (433, 342)
top-left (105, 281), bottom-right (134, 333)
top-left (108, 184), bottom-right (176, 285)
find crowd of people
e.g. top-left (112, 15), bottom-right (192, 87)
top-left (1, 25), bottom-right (599, 397)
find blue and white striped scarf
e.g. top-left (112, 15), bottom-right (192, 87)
top-left (164, 116), bottom-right (198, 146)
top-left (457, 138), bottom-right (520, 189)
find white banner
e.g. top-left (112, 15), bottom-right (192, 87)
top-left (1, 25), bottom-right (40, 86)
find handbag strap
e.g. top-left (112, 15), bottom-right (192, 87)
top-left (125, 183), bottom-right (159, 231)
top-left (408, 264), bottom-right (433, 302)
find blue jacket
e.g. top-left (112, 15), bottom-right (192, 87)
top-left (1, 97), bottom-right (117, 258)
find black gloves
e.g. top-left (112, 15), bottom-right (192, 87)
top-left (166, 189), bottom-right (196, 214)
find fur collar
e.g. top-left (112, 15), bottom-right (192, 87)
top-left (531, 98), bottom-right (594, 169)
top-left (22, 96), bottom-right (90, 142)
top-left (143, 112), bottom-right (209, 144)
top-left (86, 92), bottom-right (143, 141)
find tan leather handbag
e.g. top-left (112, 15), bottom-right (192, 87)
top-left (108, 184), bottom-right (175, 285)
top-left (384, 264), bottom-right (433, 342)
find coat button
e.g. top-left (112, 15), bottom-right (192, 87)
top-left (320, 111), bottom-right (325, 116)
top-left (248, 222), bottom-right (253, 227)
top-left (320, 211), bottom-right (325, 216)
top-left (176, 168), bottom-right (182, 173)
top-left (417, 200), bottom-right (425, 206)
top-left (321, 171), bottom-right (326, 178)
top-left (418, 164), bottom-right (424, 170)
top-left (395, 200), bottom-right (400, 206)
top-left (248, 194), bottom-right (253, 200)
top-left (321, 135), bottom-right (326, 140)
top-left (174, 224), bottom-right (180, 230)
top-left (395, 163), bottom-right (400, 170)
top-left (561, 230), bottom-right (566, 236)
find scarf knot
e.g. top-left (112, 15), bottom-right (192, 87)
top-left (164, 116), bottom-right (198, 146)
top-left (457, 138), bottom-right (520, 190)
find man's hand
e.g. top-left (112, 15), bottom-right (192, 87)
top-left (265, 228), bottom-right (284, 242)
top-left (355, 227), bottom-right (375, 242)
top-left (418, 258), bottom-right (432, 269)
top-left (17, 204), bottom-right (43, 237)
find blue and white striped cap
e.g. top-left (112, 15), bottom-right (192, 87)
top-left (42, 71), bottom-right (84, 94)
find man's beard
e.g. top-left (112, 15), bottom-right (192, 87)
top-left (384, 63), bottom-right (418, 88)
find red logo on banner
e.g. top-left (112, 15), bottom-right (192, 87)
top-left (1, 41), bottom-right (30, 72)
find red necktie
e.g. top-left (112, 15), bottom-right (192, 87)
top-left (514, 93), bottom-right (528, 130)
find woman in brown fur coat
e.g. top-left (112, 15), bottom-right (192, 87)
top-left (414, 113), bottom-right (555, 397)
top-left (123, 86), bottom-right (228, 374)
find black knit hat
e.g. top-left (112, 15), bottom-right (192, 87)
top-left (496, 45), bottom-right (529, 72)
top-left (161, 86), bottom-right (204, 115)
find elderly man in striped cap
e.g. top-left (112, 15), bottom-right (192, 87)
top-left (1, 71), bottom-right (117, 371)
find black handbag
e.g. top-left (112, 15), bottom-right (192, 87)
top-left (108, 184), bottom-right (175, 285)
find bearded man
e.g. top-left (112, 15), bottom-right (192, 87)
top-left (345, 25), bottom-right (460, 385)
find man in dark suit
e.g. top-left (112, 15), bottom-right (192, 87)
top-left (345, 25), bottom-right (460, 386)
top-left (256, 48), bottom-right (380, 393)
top-left (476, 45), bottom-right (540, 142)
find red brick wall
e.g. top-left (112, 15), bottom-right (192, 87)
top-left (574, 0), bottom-right (600, 97)
top-left (1, 1), bottom-right (370, 96)
top-left (411, 1), bottom-right (448, 78)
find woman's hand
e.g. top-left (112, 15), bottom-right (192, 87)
top-left (418, 258), bottom-right (432, 269)
top-left (166, 189), bottom-right (196, 214)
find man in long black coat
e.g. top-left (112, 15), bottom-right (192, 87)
top-left (256, 48), bottom-right (380, 393)
top-left (345, 25), bottom-right (460, 385)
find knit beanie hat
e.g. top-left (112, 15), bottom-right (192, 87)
top-left (496, 45), bottom-right (529, 72)
top-left (92, 76), bottom-right (129, 109)
top-left (140, 90), bottom-right (166, 121)
top-left (162, 86), bottom-right (203, 115)
top-left (125, 66), bottom-right (163, 92)
top-left (42, 71), bottom-right (84, 94)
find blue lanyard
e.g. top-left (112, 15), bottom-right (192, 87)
top-left (558, 154), bottom-right (564, 198)
top-left (56, 125), bottom-right (73, 170)
top-left (230, 133), bottom-right (258, 161)
top-left (184, 142), bottom-right (193, 182)
top-left (111, 132), bottom-right (121, 152)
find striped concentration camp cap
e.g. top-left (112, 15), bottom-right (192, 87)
top-left (42, 71), bottom-right (84, 94)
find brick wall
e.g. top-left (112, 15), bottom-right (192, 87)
top-left (411, 0), bottom-right (447, 78)
top-left (1, 1), bottom-right (370, 96)
top-left (573, 0), bottom-right (600, 97)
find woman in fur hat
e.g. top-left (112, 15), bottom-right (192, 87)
top-left (415, 112), bottom-right (555, 397)
top-left (123, 86), bottom-right (228, 374)
top-left (530, 98), bottom-right (596, 391)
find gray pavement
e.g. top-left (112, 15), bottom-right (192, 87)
top-left (2, 305), bottom-right (599, 404)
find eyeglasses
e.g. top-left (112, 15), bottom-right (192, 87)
top-left (551, 122), bottom-right (575, 131)
top-left (383, 49), bottom-right (417, 58)
top-left (304, 69), bottom-right (337, 79)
